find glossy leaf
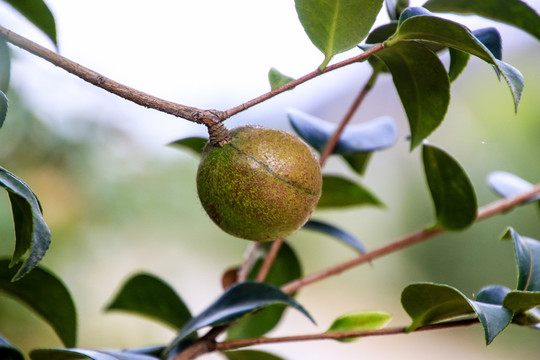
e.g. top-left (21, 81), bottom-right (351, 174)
top-left (0, 40), bottom-right (10, 93)
top-left (4, 0), bottom-right (57, 45)
top-left (226, 242), bottom-right (302, 340)
top-left (326, 311), bottom-right (392, 342)
top-left (287, 109), bottom-right (398, 154)
top-left (0, 259), bottom-right (77, 347)
top-left (0, 91), bottom-right (7, 128)
top-left (487, 171), bottom-right (540, 202)
top-left (224, 350), bottom-right (285, 360)
top-left (0, 167), bottom-right (51, 280)
top-left (473, 27), bottom-right (502, 60)
top-left (105, 272), bottom-right (193, 331)
top-left (318, 175), bottom-right (382, 208)
top-left (386, 14), bottom-right (524, 111)
top-left (164, 282), bottom-right (314, 358)
top-left (374, 42), bottom-right (449, 149)
top-left (0, 335), bottom-right (24, 360)
top-left (448, 48), bottom-right (470, 82)
top-left (398, 6), bottom-right (433, 25)
top-left (402, 282), bottom-right (512, 344)
top-left (386, 0), bottom-right (409, 20)
top-left (423, 0), bottom-right (540, 41)
top-left (503, 228), bottom-right (540, 292)
top-left (295, 0), bottom-right (384, 70)
top-left (168, 137), bottom-right (207, 156)
top-left (31, 349), bottom-right (158, 360)
top-left (476, 285), bottom-right (511, 305)
top-left (268, 68), bottom-right (294, 90)
top-left (302, 219), bottom-right (367, 253)
top-left (422, 144), bottom-right (477, 230)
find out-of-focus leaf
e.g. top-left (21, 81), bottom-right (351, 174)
top-left (287, 109), bottom-right (398, 154)
top-left (0, 40), bottom-right (10, 93)
top-left (476, 285), bottom-right (511, 305)
top-left (168, 137), bottom-right (207, 156)
top-left (0, 167), bottom-right (51, 280)
top-left (318, 175), bottom-right (382, 209)
top-left (0, 335), bottom-right (24, 360)
top-left (473, 27), bottom-right (502, 60)
top-left (422, 144), bottom-right (477, 230)
top-left (374, 42), bottom-right (449, 149)
top-left (503, 228), bottom-right (540, 292)
top-left (224, 350), bottom-right (285, 360)
top-left (30, 349), bottom-right (158, 360)
top-left (121, 347), bottom-right (165, 358)
top-left (423, 0), bottom-right (540, 41)
top-left (0, 259), bottom-right (77, 347)
top-left (342, 152), bottom-right (372, 176)
top-left (326, 311), bottom-right (392, 342)
top-left (398, 6), bottom-right (432, 25)
top-left (386, 14), bottom-right (524, 111)
top-left (105, 272), bottom-right (193, 331)
top-left (402, 282), bottom-right (512, 344)
top-left (295, 0), bottom-right (384, 70)
top-left (303, 219), bottom-right (367, 253)
top-left (227, 242), bottom-right (302, 340)
top-left (163, 282), bottom-right (314, 359)
top-left (487, 171), bottom-right (540, 202)
top-left (365, 22), bottom-right (398, 44)
top-left (268, 68), bottom-right (294, 90)
top-left (448, 48), bottom-right (470, 82)
top-left (386, 0), bottom-right (409, 20)
top-left (4, 0), bottom-right (57, 45)
top-left (503, 291), bottom-right (540, 314)
top-left (0, 91), bottom-right (7, 128)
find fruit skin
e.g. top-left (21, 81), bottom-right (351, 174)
top-left (197, 125), bottom-right (322, 241)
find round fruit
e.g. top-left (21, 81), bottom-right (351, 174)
top-left (196, 125), bottom-right (322, 241)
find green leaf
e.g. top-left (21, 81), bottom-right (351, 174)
top-left (386, 14), bottom-right (524, 111)
top-left (4, 0), bottom-right (57, 45)
top-left (0, 91), bottom-right (7, 128)
top-left (401, 282), bottom-right (512, 344)
top-left (365, 22), bottom-right (399, 44)
top-left (0, 40), bottom-right (11, 93)
top-left (476, 285), bottom-right (511, 305)
top-left (423, 0), bottom-right (540, 41)
top-left (227, 242), bottom-right (302, 340)
top-left (422, 144), bottom-right (477, 230)
top-left (448, 48), bottom-right (470, 82)
top-left (105, 272), bottom-right (193, 331)
top-left (0, 335), bottom-right (24, 360)
top-left (30, 349), bottom-right (158, 360)
top-left (0, 259), bottom-right (77, 347)
top-left (318, 175), bottom-right (382, 209)
top-left (302, 219), bottom-right (367, 253)
top-left (168, 137), bottom-right (207, 156)
top-left (374, 41), bottom-right (450, 149)
top-left (342, 152), bottom-right (372, 176)
top-left (326, 311), bottom-right (392, 342)
top-left (503, 228), bottom-right (540, 292)
top-left (163, 282), bottom-right (314, 359)
top-left (224, 350), bottom-right (285, 360)
top-left (386, 0), bottom-right (410, 20)
top-left (503, 291), bottom-right (540, 314)
top-left (295, 0), bottom-right (384, 70)
top-left (268, 68), bottom-right (294, 90)
top-left (0, 167), bottom-right (51, 280)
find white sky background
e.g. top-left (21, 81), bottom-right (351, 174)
top-left (1, 0), bottom-right (540, 147)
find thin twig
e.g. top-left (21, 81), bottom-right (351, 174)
top-left (237, 242), bottom-right (262, 283)
top-left (216, 318), bottom-right (478, 351)
top-left (319, 71), bottom-right (379, 166)
top-left (256, 238), bottom-right (284, 282)
top-left (281, 185), bottom-right (540, 294)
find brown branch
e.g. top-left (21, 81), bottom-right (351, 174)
top-left (281, 184), bottom-right (540, 294)
top-left (237, 242), bottom-right (262, 283)
top-left (256, 238), bottom-right (284, 282)
top-left (217, 318), bottom-right (478, 351)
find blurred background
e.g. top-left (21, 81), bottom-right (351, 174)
top-left (0, 1), bottom-right (539, 359)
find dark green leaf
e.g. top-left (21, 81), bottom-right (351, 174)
top-left (448, 48), bottom-right (470, 82)
top-left (503, 228), bottom-right (540, 292)
top-left (295, 0), bottom-right (384, 70)
top-left (398, 6), bottom-right (433, 25)
top-left (0, 40), bottom-right (11, 93)
top-left (318, 175), bottom-right (382, 208)
top-left (365, 22), bottom-right (398, 44)
top-left (503, 291), bottom-right (540, 313)
top-left (4, 0), bottom-right (57, 45)
top-left (227, 242), bottom-right (302, 340)
top-left (0, 335), bottom-right (24, 360)
top-left (224, 350), bottom-right (285, 360)
top-left (342, 152), bottom-right (372, 176)
top-left (163, 282), bottom-right (314, 358)
top-left (0, 167), bottom-right (51, 280)
top-left (0, 259), bottom-right (77, 347)
top-left (105, 272), bottom-right (193, 331)
top-left (302, 219), bottom-right (367, 253)
top-left (487, 171), bottom-right (540, 202)
top-left (401, 282), bottom-right (512, 344)
top-left (422, 144), bottom-right (477, 230)
top-left (386, 14), bottom-right (524, 111)
top-left (0, 91), bottom-right (7, 128)
top-left (168, 137), bottom-right (207, 156)
top-left (268, 68), bottom-right (294, 90)
top-left (473, 27), bottom-right (502, 60)
top-left (30, 349), bottom-right (158, 360)
top-left (374, 42), bottom-right (450, 149)
top-left (423, 0), bottom-right (540, 41)
top-left (287, 109), bottom-right (398, 154)
top-left (326, 311), bottom-right (392, 342)
top-left (386, 0), bottom-right (409, 20)
top-left (476, 285), bottom-right (511, 305)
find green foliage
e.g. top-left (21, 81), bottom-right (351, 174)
top-left (318, 175), bottom-right (382, 208)
top-left (30, 349), bottom-right (158, 360)
top-left (303, 219), bottom-right (367, 253)
top-left (225, 350), bottom-right (285, 360)
top-left (326, 311), bottom-right (392, 342)
top-left (268, 68), bottom-right (294, 90)
top-left (3, 0), bottom-right (57, 45)
top-left (168, 137), bottom-right (207, 156)
top-left (0, 336), bottom-right (24, 360)
top-left (0, 39), bottom-right (10, 93)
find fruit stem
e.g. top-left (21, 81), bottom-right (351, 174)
top-left (207, 120), bottom-right (232, 147)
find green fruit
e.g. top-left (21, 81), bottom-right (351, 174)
top-left (197, 125), bottom-right (322, 241)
